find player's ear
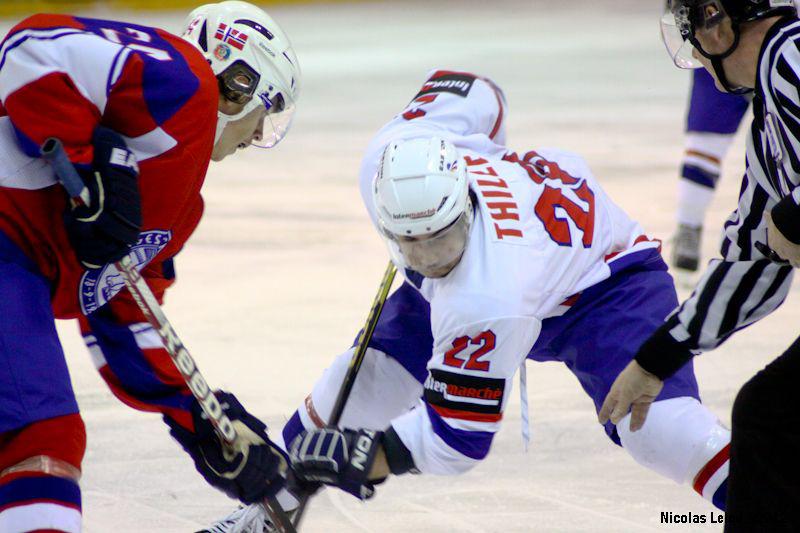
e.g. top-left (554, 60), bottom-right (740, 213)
top-left (710, 14), bottom-right (737, 50)
top-left (218, 93), bottom-right (245, 116)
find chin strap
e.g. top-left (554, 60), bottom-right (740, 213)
top-left (694, 23), bottom-right (753, 95)
top-left (710, 55), bottom-right (752, 95)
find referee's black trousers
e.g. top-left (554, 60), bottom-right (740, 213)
top-left (725, 334), bottom-right (800, 532)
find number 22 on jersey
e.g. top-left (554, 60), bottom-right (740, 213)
top-left (443, 331), bottom-right (496, 372)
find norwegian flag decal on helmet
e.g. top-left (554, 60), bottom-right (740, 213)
top-left (214, 23), bottom-right (248, 50)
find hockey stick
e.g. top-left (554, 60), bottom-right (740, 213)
top-left (41, 138), bottom-right (296, 533)
top-left (292, 261), bottom-right (398, 528)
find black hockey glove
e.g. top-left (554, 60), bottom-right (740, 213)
top-left (165, 391), bottom-right (289, 504)
top-left (289, 428), bottom-right (384, 500)
top-left (63, 126), bottom-right (142, 269)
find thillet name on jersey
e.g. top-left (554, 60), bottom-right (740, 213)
top-left (466, 156), bottom-right (524, 241)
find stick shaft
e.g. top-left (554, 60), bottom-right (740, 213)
top-left (114, 258), bottom-right (295, 533)
top-left (115, 256), bottom-right (238, 444)
top-left (40, 138), bottom-right (91, 206)
top-left (292, 262), bottom-right (397, 528)
top-left (329, 262), bottom-right (397, 427)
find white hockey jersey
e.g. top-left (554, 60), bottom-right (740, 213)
top-left (358, 70), bottom-right (662, 475)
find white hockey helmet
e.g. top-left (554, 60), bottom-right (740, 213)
top-left (373, 137), bottom-right (473, 278)
top-left (182, 1), bottom-right (301, 148)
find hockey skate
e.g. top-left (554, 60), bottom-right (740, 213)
top-left (672, 223), bottom-right (702, 272)
top-left (197, 504), bottom-right (276, 533)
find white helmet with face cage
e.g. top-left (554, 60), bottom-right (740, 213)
top-left (373, 137), bottom-right (473, 277)
top-left (182, 1), bottom-right (301, 148)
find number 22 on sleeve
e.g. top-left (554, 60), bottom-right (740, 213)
top-left (443, 330), bottom-right (496, 372)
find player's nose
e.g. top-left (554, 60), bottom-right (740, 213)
top-left (250, 122), bottom-right (264, 144)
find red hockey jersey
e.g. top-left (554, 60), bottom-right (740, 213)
top-left (0, 14), bottom-right (219, 428)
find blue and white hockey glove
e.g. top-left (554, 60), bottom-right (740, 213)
top-left (63, 126), bottom-right (142, 269)
top-left (289, 428), bottom-right (385, 500)
top-left (165, 391), bottom-right (289, 504)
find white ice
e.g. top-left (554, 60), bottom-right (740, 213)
top-left (3, 1), bottom-right (796, 531)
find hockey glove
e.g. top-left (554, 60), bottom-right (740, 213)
top-left (63, 126), bottom-right (142, 269)
top-left (165, 391), bottom-right (289, 504)
top-left (289, 428), bottom-right (384, 500)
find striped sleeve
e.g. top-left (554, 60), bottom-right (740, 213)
top-left (77, 259), bottom-right (196, 432)
top-left (767, 36), bottom-right (800, 243)
top-left (0, 15), bottom-right (131, 163)
top-left (636, 172), bottom-right (794, 379)
top-left (636, 23), bottom-right (800, 379)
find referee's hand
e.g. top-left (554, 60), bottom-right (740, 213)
top-left (599, 360), bottom-right (664, 432)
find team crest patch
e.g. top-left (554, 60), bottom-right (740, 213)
top-left (214, 43), bottom-right (231, 61)
top-left (79, 230), bottom-right (172, 315)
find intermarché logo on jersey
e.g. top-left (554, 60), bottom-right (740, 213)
top-left (424, 369), bottom-right (505, 414)
top-left (415, 73), bottom-right (475, 99)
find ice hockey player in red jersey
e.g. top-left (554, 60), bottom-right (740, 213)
top-left (0, 2), bottom-right (300, 531)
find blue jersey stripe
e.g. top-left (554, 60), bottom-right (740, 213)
top-left (75, 18), bottom-right (201, 126)
top-left (425, 403), bottom-right (494, 460)
top-left (0, 475), bottom-right (81, 508)
top-left (712, 479), bottom-right (727, 510)
top-left (87, 310), bottom-right (193, 411)
top-left (365, 281), bottom-right (432, 384)
top-left (681, 164), bottom-right (719, 188)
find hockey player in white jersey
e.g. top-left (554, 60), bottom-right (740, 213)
top-left (202, 70), bottom-right (732, 531)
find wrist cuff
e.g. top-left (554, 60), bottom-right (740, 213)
top-left (384, 427), bottom-right (418, 475)
top-left (771, 195), bottom-right (800, 245)
top-left (634, 324), bottom-right (695, 380)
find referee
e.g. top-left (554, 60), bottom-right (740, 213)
top-left (599, 1), bottom-right (800, 531)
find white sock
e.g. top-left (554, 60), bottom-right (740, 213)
top-left (677, 178), bottom-right (715, 228)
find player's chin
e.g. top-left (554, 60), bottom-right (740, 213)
top-left (210, 146), bottom-right (227, 162)
top-left (415, 260), bottom-right (458, 278)
top-left (210, 142), bottom-right (239, 162)
top-left (414, 250), bottom-right (465, 278)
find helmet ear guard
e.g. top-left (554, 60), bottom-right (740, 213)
top-left (217, 60), bottom-right (260, 104)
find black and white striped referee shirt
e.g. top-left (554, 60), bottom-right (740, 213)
top-left (637, 16), bottom-right (800, 379)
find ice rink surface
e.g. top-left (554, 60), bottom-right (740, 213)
top-left (3, 1), bottom-right (797, 531)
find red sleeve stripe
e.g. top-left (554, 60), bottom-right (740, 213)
top-left (304, 395), bottom-right (326, 428)
top-left (604, 234), bottom-right (662, 262)
top-left (430, 405), bottom-right (502, 423)
top-left (693, 443), bottom-right (730, 496)
top-left (485, 79), bottom-right (505, 140)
